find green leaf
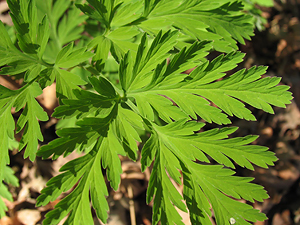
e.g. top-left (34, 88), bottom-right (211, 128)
top-left (3, 166), bottom-right (19, 188)
top-left (37, 126), bottom-right (97, 159)
top-left (99, 127), bottom-right (124, 190)
top-left (86, 25), bottom-right (140, 69)
top-left (111, 1), bottom-right (143, 27)
top-left (187, 65), bottom-right (292, 118)
top-left (0, 3), bottom-right (52, 88)
top-left (36, 0), bottom-right (88, 61)
top-left (0, 92), bottom-right (18, 181)
top-left (15, 82), bottom-right (48, 160)
top-left (119, 30), bottom-right (178, 92)
top-left (38, 114), bottom-right (128, 223)
top-left (128, 49), bottom-right (292, 123)
top-left (80, 0), bottom-right (253, 51)
top-left (0, 20), bottom-right (49, 77)
top-left (39, 100), bottom-right (118, 159)
top-left (38, 144), bottom-right (109, 224)
top-left (0, 81), bottom-right (47, 167)
top-left (183, 164), bottom-right (268, 225)
top-left (76, 0), bottom-right (121, 29)
top-left (38, 67), bottom-right (56, 89)
top-left (24, 64), bottom-right (42, 82)
top-left (152, 119), bottom-right (277, 169)
top-left (114, 107), bottom-right (144, 160)
top-left (146, 145), bottom-right (187, 225)
top-left (55, 43), bottom-right (94, 68)
top-left (137, 0), bottom-right (254, 51)
top-left (0, 184), bottom-right (10, 218)
top-left (182, 165), bottom-right (212, 224)
top-left (0, 1), bottom-right (289, 224)
top-left (7, 0), bottom-right (50, 60)
top-left (0, 164), bottom-right (19, 218)
top-left (36, 15), bottom-right (50, 59)
top-left (52, 76), bottom-right (117, 119)
top-left (55, 69), bottom-right (87, 99)
top-left (52, 89), bottom-right (113, 119)
top-left (106, 26), bottom-right (140, 62)
top-left (88, 35), bottom-right (111, 71)
top-left (142, 119), bottom-right (273, 224)
top-left (57, 6), bottom-right (88, 46)
top-left (0, 166), bottom-right (19, 219)
top-left (8, 0), bottom-right (39, 54)
top-left (89, 76), bottom-right (117, 98)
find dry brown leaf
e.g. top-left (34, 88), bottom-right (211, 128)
top-left (278, 168), bottom-right (299, 180)
top-left (16, 209), bottom-right (41, 225)
top-left (36, 83), bottom-right (57, 113)
top-left (0, 2), bottom-right (12, 26)
top-left (0, 216), bottom-right (16, 225)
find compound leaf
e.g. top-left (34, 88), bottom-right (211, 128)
top-left (0, 1), bottom-right (291, 225)
top-left (55, 43), bottom-right (94, 69)
top-left (0, 166), bottom-right (19, 218)
top-left (147, 144), bottom-right (187, 225)
top-left (52, 89), bottom-right (113, 119)
top-left (0, 20), bottom-right (50, 78)
top-left (119, 30), bottom-right (178, 92)
top-left (138, 0), bottom-right (254, 51)
top-left (38, 144), bottom-right (109, 224)
top-left (128, 42), bottom-right (292, 123)
top-left (142, 119), bottom-right (273, 224)
top-left (37, 126), bottom-right (96, 160)
top-left (38, 114), bottom-right (128, 224)
top-left (0, 99), bottom-right (15, 181)
top-left (79, 0), bottom-right (255, 51)
top-left (76, 0), bottom-right (119, 29)
top-left (99, 127), bottom-right (124, 190)
top-left (36, 0), bottom-right (88, 61)
top-left (114, 107), bottom-right (144, 160)
top-left (15, 82), bottom-right (49, 160)
top-left (55, 69), bottom-right (87, 99)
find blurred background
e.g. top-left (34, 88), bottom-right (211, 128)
top-left (0, 0), bottom-right (300, 224)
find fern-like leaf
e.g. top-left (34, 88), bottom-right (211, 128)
top-left (137, 0), bottom-right (254, 51)
top-left (36, 0), bottom-right (88, 61)
top-left (0, 1), bottom-right (294, 224)
top-left (38, 143), bottom-right (109, 224)
top-left (143, 119), bottom-right (272, 224)
top-left (0, 166), bottom-right (19, 218)
top-left (78, 0), bottom-right (254, 66)
top-left (14, 82), bottom-right (49, 160)
top-left (127, 41), bottom-right (292, 124)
